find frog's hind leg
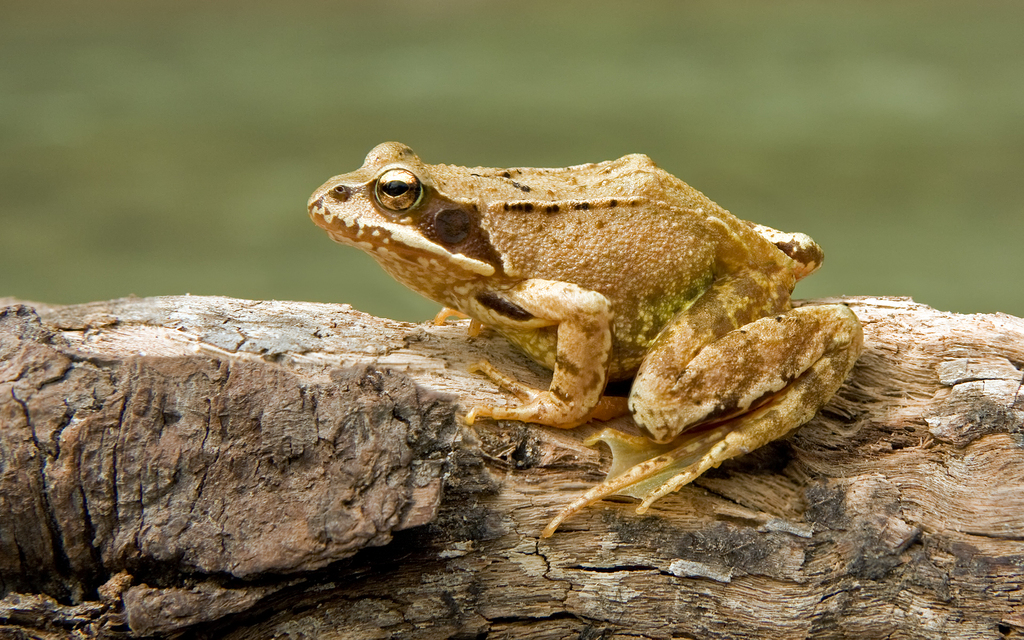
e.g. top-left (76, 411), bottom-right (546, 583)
top-left (634, 303), bottom-right (861, 497)
top-left (542, 304), bottom-right (862, 537)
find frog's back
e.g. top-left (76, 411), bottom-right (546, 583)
top-left (432, 153), bottom-right (792, 364)
top-left (442, 155), bottom-right (778, 290)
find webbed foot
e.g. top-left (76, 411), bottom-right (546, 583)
top-left (540, 425), bottom-right (731, 537)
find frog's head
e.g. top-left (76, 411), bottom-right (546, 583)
top-left (308, 142), bottom-right (502, 290)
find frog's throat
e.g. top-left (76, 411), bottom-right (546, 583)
top-left (310, 200), bottom-right (495, 278)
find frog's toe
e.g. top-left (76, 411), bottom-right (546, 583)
top-left (468, 360), bottom-right (543, 402)
top-left (436, 309), bottom-right (485, 336)
top-left (464, 401), bottom-right (538, 425)
top-left (433, 307), bottom-right (467, 326)
top-left (464, 405), bottom-right (487, 425)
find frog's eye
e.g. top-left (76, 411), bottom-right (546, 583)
top-left (374, 168), bottom-right (422, 212)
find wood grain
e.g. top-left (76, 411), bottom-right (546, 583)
top-left (1, 295), bottom-right (1022, 639)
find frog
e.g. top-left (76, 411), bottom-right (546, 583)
top-left (308, 142), bottom-right (863, 537)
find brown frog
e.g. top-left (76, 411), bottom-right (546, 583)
top-left (308, 142), bottom-right (862, 537)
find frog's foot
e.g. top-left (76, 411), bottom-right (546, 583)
top-left (540, 425), bottom-right (731, 537)
top-left (465, 359), bottom-right (549, 425)
top-left (541, 389), bottom-right (814, 538)
top-left (433, 307), bottom-right (484, 336)
top-left (465, 360), bottom-right (627, 428)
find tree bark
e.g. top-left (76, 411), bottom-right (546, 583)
top-left (0, 294), bottom-right (1022, 639)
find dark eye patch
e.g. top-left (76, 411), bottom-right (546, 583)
top-left (434, 209), bottom-right (471, 244)
top-left (414, 193), bottom-right (503, 273)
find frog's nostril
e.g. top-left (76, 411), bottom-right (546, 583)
top-left (331, 185), bottom-right (351, 202)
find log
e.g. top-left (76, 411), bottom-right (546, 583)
top-left (0, 294), bottom-right (1022, 639)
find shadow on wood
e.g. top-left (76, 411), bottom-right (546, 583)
top-left (0, 295), bottom-right (1022, 639)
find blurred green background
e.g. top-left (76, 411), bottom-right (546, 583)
top-left (2, 0), bottom-right (1022, 321)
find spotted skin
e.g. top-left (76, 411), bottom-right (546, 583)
top-left (308, 142), bottom-right (863, 537)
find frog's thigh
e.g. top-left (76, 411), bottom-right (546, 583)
top-left (630, 304), bottom-right (863, 443)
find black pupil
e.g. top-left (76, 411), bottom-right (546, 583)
top-left (381, 180), bottom-right (410, 197)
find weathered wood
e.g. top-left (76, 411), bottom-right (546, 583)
top-left (0, 294), bottom-right (1022, 639)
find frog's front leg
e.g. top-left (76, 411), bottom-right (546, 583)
top-left (542, 303), bottom-right (862, 537)
top-left (464, 279), bottom-right (614, 429)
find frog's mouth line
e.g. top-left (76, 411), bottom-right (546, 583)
top-left (309, 200), bottom-right (495, 277)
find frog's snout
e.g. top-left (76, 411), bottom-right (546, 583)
top-left (307, 191), bottom-right (334, 230)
